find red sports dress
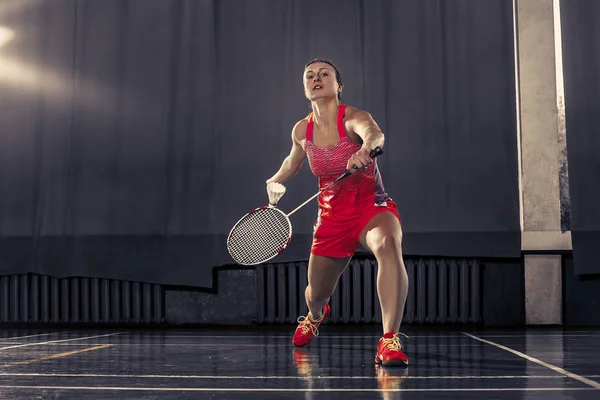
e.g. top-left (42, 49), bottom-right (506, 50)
top-left (304, 104), bottom-right (400, 258)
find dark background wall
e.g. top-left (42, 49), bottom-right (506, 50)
top-left (560, 0), bottom-right (600, 276)
top-left (558, 0), bottom-right (600, 326)
top-left (0, 0), bottom-right (598, 327)
top-left (563, 256), bottom-right (600, 327)
top-left (0, 0), bottom-right (520, 288)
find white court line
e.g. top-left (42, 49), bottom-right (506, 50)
top-left (0, 332), bottom-right (127, 352)
top-left (164, 329), bottom-right (600, 333)
top-left (126, 334), bottom-right (600, 339)
top-left (16, 343), bottom-right (490, 348)
top-left (0, 332), bottom-right (64, 340)
top-left (134, 335), bottom-right (409, 339)
top-left (0, 385), bottom-right (595, 392)
top-left (0, 372), bottom-right (598, 380)
top-left (463, 332), bottom-right (600, 390)
top-left (118, 333), bottom-right (600, 340)
top-left (468, 334), bottom-right (600, 338)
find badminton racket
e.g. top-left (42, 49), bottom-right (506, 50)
top-left (227, 146), bottom-right (383, 265)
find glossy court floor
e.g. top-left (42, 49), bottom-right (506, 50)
top-left (0, 326), bottom-right (598, 399)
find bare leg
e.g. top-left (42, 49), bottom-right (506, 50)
top-left (360, 212), bottom-right (408, 335)
top-left (305, 254), bottom-right (351, 320)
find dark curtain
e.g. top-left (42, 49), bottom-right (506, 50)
top-left (560, 0), bottom-right (600, 275)
top-left (0, 0), bottom-right (519, 287)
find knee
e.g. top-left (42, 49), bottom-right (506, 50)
top-left (370, 233), bottom-right (402, 259)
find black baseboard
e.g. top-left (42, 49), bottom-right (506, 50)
top-left (481, 259), bottom-right (525, 327)
top-left (563, 255), bottom-right (600, 327)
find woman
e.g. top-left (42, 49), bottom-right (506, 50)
top-left (266, 59), bottom-right (409, 366)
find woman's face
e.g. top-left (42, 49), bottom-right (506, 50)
top-left (303, 62), bottom-right (341, 101)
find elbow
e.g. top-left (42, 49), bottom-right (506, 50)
top-left (366, 132), bottom-right (385, 150)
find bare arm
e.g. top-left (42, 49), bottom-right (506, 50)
top-left (266, 121), bottom-right (307, 184)
top-left (345, 109), bottom-right (385, 171)
top-left (347, 110), bottom-right (385, 151)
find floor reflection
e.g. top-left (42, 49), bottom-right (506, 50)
top-left (376, 365), bottom-right (408, 399)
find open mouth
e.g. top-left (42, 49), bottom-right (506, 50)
top-left (313, 85), bottom-right (323, 90)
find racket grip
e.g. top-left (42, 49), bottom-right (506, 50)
top-left (370, 146), bottom-right (383, 159)
top-left (351, 146), bottom-right (384, 169)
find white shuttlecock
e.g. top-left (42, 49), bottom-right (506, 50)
top-left (267, 182), bottom-right (286, 206)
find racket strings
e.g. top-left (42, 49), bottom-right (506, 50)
top-left (227, 208), bottom-right (291, 265)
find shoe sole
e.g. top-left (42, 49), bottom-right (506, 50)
top-left (375, 356), bottom-right (408, 367)
top-left (382, 359), bottom-right (408, 367)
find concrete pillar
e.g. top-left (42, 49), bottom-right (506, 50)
top-left (524, 254), bottom-right (562, 324)
top-left (515, 0), bottom-right (568, 325)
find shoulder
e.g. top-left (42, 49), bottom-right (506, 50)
top-left (342, 105), bottom-right (379, 137)
top-left (291, 115), bottom-right (310, 142)
top-left (343, 105), bottom-right (374, 124)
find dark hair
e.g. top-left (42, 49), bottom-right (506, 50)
top-left (304, 59), bottom-right (343, 100)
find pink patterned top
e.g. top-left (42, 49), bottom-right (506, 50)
top-left (304, 104), bottom-right (390, 222)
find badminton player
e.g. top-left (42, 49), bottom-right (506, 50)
top-left (266, 59), bottom-right (409, 366)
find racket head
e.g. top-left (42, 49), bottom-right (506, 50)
top-left (227, 206), bottom-right (292, 265)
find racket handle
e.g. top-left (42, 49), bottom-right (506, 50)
top-left (351, 146), bottom-right (384, 169)
top-left (333, 170), bottom-right (352, 183)
top-left (335, 146), bottom-right (384, 183)
top-left (369, 146), bottom-right (384, 159)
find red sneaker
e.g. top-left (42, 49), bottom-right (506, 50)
top-left (292, 304), bottom-right (331, 347)
top-left (375, 332), bottom-right (409, 366)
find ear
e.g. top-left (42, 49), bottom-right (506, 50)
top-left (338, 83), bottom-right (344, 92)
